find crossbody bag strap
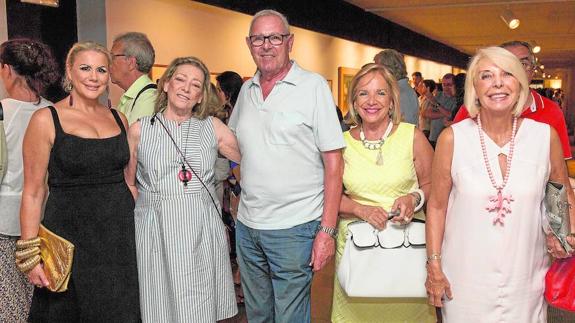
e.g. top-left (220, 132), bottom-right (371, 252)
top-left (0, 101), bottom-right (6, 183)
top-left (130, 83), bottom-right (157, 113)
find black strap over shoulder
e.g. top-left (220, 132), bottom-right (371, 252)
top-left (130, 83), bottom-right (157, 113)
top-left (109, 109), bottom-right (127, 134)
top-left (0, 101), bottom-right (3, 121)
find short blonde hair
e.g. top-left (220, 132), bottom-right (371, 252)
top-left (154, 56), bottom-right (213, 120)
top-left (464, 46), bottom-right (529, 118)
top-left (345, 63), bottom-right (401, 126)
top-left (63, 41), bottom-right (111, 92)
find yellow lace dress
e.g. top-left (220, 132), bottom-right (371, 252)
top-left (331, 123), bottom-right (435, 323)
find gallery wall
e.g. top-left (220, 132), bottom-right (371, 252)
top-left (106, 0), bottom-right (455, 107)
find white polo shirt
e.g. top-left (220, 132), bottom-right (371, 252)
top-left (228, 62), bottom-right (345, 230)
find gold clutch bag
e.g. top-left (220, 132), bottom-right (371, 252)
top-left (38, 224), bottom-right (74, 292)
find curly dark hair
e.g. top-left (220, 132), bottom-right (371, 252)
top-left (0, 38), bottom-right (60, 99)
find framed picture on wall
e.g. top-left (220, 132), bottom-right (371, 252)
top-left (150, 64), bottom-right (168, 84)
top-left (338, 67), bottom-right (358, 114)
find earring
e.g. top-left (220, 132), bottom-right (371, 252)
top-left (69, 94), bottom-right (73, 107)
top-left (107, 98), bottom-right (112, 109)
top-left (388, 106), bottom-right (393, 118)
top-left (64, 82), bottom-right (72, 93)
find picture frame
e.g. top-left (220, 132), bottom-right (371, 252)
top-left (150, 64), bottom-right (168, 84)
top-left (338, 67), bottom-right (359, 114)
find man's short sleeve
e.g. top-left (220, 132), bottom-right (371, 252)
top-left (312, 78), bottom-right (345, 152)
top-left (130, 90), bottom-right (157, 125)
top-left (453, 105), bottom-right (470, 123)
top-left (547, 106), bottom-right (572, 159)
top-left (228, 82), bottom-right (250, 134)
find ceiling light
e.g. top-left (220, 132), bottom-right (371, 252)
top-left (20, 0), bottom-right (58, 7)
top-left (532, 42), bottom-right (541, 54)
top-left (500, 9), bottom-right (520, 29)
top-left (540, 65), bottom-right (545, 70)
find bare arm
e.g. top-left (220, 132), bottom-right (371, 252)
top-left (212, 117), bottom-right (241, 164)
top-left (125, 121), bottom-right (141, 200)
top-left (547, 127), bottom-right (575, 257)
top-left (425, 127), bottom-right (454, 307)
top-left (413, 128), bottom-right (434, 203)
top-left (20, 109), bottom-right (52, 240)
top-left (311, 149), bottom-right (343, 272)
top-left (423, 93), bottom-right (452, 119)
top-left (19, 108), bottom-right (53, 287)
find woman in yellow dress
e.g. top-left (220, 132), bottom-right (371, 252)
top-left (332, 63), bottom-right (434, 322)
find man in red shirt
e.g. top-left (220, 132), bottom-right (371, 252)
top-left (453, 41), bottom-right (571, 159)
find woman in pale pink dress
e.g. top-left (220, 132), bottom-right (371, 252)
top-left (425, 46), bottom-right (575, 322)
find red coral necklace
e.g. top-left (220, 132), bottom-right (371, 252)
top-left (477, 114), bottom-right (518, 226)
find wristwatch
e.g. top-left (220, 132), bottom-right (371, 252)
top-left (317, 225), bottom-right (338, 239)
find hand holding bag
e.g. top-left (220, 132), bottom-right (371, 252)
top-left (544, 181), bottom-right (573, 253)
top-left (337, 219), bottom-right (427, 298)
top-left (38, 225), bottom-right (74, 292)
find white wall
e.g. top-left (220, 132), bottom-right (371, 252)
top-left (105, 0), bottom-right (454, 105)
top-left (77, 0), bottom-right (106, 44)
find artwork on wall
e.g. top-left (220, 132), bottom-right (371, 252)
top-left (150, 64), bottom-right (168, 84)
top-left (338, 67), bottom-right (359, 114)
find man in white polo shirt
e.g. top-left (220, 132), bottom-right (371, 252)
top-left (228, 9), bottom-right (345, 323)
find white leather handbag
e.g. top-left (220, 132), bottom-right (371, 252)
top-left (337, 219), bottom-right (427, 298)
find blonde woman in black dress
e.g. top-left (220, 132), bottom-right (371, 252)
top-left (19, 42), bottom-right (140, 322)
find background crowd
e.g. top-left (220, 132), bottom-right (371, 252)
top-left (0, 8), bottom-right (574, 323)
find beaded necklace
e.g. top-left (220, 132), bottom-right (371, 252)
top-left (477, 114), bottom-right (517, 226)
top-left (359, 120), bottom-right (393, 166)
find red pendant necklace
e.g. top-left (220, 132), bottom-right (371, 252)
top-left (477, 114), bottom-right (517, 226)
top-left (177, 119), bottom-right (192, 186)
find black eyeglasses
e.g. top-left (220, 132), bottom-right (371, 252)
top-left (112, 54), bottom-right (127, 59)
top-left (248, 34), bottom-right (290, 47)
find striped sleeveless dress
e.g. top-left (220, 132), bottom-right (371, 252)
top-left (135, 114), bottom-right (237, 322)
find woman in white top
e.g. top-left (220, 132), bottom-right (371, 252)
top-left (425, 46), bottom-right (575, 322)
top-left (0, 39), bottom-right (58, 322)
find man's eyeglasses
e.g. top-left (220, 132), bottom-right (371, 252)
top-left (248, 34), bottom-right (290, 47)
top-left (520, 59), bottom-right (535, 71)
top-left (112, 54), bottom-right (127, 59)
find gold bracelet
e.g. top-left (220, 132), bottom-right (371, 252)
top-left (16, 254), bottom-right (41, 274)
top-left (15, 246), bottom-right (40, 261)
top-left (16, 237), bottom-right (41, 250)
top-left (427, 253), bottom-right (442, 262)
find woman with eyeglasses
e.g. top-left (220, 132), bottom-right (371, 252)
top-left (0, 38), bottom-right (58, 323)
top-left (125, 56), bottom-right (240, 322)
top-left (425, 47), bottom-right (575, 322)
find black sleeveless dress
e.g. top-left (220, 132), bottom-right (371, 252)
top-left (29, 107), bottom-right (140, 322)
